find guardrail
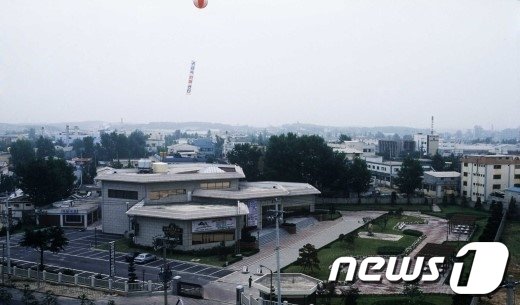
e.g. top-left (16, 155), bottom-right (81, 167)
top-left (0, 264), bottom-right (156, 295)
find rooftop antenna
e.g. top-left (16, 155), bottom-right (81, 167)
top-left (431, 116), bottom-right (434, 135)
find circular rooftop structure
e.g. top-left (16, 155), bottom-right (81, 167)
top-left (253, 273), bottom-right (321, 296)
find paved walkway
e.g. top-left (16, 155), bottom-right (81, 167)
top-left (202, 211), bottom-right (384, 302)
top-left (352, 213), bottom-right (454, 294)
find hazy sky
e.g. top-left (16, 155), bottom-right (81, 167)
top-left (1, 0), bottom-right (519, 130)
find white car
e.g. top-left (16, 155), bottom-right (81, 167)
top-left (133, 253), bottom-right (157, 264)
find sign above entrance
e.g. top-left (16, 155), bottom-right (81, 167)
top-left (192, 218), bottom-right (236, 233)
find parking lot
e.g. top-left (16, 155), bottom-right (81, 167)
top-left (5, 228), bottom-right (233, 285)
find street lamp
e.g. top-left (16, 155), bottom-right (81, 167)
top-left (259, 264), bottom-right (274, 303)
top-left (266, 197), bottom-right (283, 305)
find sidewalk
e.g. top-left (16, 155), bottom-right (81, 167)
top-left (204, 211), bottom-right (384, 301)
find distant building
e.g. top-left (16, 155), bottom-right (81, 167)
top-left (191, 138), bottom-right (215, 159)
top-left (145, 132), bottom-right (165, 153)
top-left (414, 133), bottom-right (439, 156)
top-left (167, 144), bottom-right (199, 158)
top-left (366, 156), bottom-right (432, 188)
top-left (329, 141), bottom-right (376, 159)
top-left (461, 155), bottom-right (520, 202)
top-left (422, 171), bottom-right (461, 198)
top-left (378, 140), bottom-right (415, 159)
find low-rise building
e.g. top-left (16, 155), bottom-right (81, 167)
top-left (414, 133), bottom-right (439, 156)
top-left (96, 162), bottom-right (320, 251)
top-left (422, 171), bottom-right (461, 198)
top-left (38, 198), bottom-right (100, 229)
top-left (461, 155), bottom-right (520, 202)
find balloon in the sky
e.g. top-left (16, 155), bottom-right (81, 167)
top-left (193, 0), bottom-right (208, 9)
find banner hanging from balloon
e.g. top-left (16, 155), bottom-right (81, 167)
top-left (186, 61), bottom-right (196, 95)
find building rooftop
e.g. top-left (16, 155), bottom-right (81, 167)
top-left (95, 163), bottom-right (245, 183)
top-left (424, 171), bottom-right (461, 178)
top-left (126, 201), bottom-right (249, 220)
top-left (462, 155), bottom-right (520, 165)
top-left (193, 181), bottom-right (321, 200)
top-left (506, 187), bottom-right (520, 194)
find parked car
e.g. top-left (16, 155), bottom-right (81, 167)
top-left (124, 252), bottom-right (141, 263)
top-left (134, 253), bottom-right (157, 264)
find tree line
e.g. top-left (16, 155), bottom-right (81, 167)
top-left (227, 133), bottom-right (372, 197)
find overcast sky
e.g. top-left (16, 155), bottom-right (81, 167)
top-left (1, 0), bottom-right (519, 130)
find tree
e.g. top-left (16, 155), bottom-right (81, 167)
top-left (402, 282), bottom-right (423, 305)
top-left (17, 159), bottom-right (75, 207)
top-left (82, 137), bottom-right (95, 158)
top-left (72, 139), bottom-right (85, 157)
top-left (42, 291), bottom-right (58, 305)
top-left (348, 158), bottom-right (372, 197)
top-left (340, 232), bottom-right (357, 249)
top-left (227, 143), bottom-right (263, 181)
top-left (128, 259), bottom-right (137, 283)
top-left (21, 285), bottom-right (39, 305)
top-left (296, 243), bottom-right (320, 274)
top-left (9, 139), bottom-right (35, 168)
top-left (338, 134), bottom-right (352, 142)
top-left (20, 226), bottom-right (69, 270)
top-left (339, 286), bottom-right (360, 305)
top-left (394, 157), bottom-right (423, 199)
top-left (474, 197), bottom-right (482, 210)
top-left (128, 130), bottom-right (147, 158)
top-left (508, 197), bottom-right (518, 220)
top-left (78, 294), bottom-right (95, 305)
top-left (431, 153), bottom-right (445, 171)
top-left (263, 133), bottom-right (349, 196)
top-left (0, 174), bottom-right (18, 193)
top-left (0, 287), bottom-right (13, 305)
top-left (36, 136), bottom-right (56, 159)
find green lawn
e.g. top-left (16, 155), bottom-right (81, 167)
top-left (283, 215), bottom-right (420, 280)
top-left (95, 238), bottom-right (237, 267)
top-left (425, 205), bottom-right (490, 219)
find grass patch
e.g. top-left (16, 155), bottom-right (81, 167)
top-left (424, 205), bottom-right (490, 219)
top-left (283, 215), bottom-right (420, 280)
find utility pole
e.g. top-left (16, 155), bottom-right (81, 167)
top-left (275, 198), bottom-right (282, 305)
top-left (499, 275), bottom-right (520, 305)
top-left (5, 192), bottom-right (11, 275)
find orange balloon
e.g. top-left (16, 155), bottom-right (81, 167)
top-left (193, 0), bottom-right (208, 9)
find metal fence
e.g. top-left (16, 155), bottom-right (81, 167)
top-left (0, 264), bottom-right (152, 294)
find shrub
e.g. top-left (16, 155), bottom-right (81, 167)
top-left (377, 246), bottom-right (405, 255)
top-left (94, 273), bottom-right (104, 279)
top-left (372, 300), bottom-right (435, 305)
top-left (62, 268), bottom-right (75, 276)
top-left (402, 229), bottom-right (423, 237)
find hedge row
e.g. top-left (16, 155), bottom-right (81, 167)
top-left (376, 246), bottom-right (405, 255)
top-left (402, 229), bottom-right (423, 237)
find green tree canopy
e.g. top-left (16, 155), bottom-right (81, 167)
top-left (338, 134), bottom-right (352, 142)
top-left (9, 139), bottom-right (35, 168)
top-left (430, 153), bottom-right (445, 171)
top-left (227, 143), bottom-right (263, 181)
top-left (20, 226), bottom-right (69, 269)
top-left (0, 174), bottom-right (18, 193)
top-left (394, 157), bottom-right (423, 196)
top-left (128, 130), bottom-right (147, 158)
top-left (348, 157), bottom-right (372, 197)
top-left (296, 243), bottom-right (320, 274)
top-left (17, 158), bottom-right (75, 206)
top-left (263, 133), bottom-right (349, 196)
top-left (36, 136), bottom-right (56, 159)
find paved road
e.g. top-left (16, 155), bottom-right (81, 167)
top-left (4, 228), bottom-right (233, 286)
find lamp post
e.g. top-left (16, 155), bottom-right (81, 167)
top-left (2, 192), bottom-right (11, 275)
top-left (259, 265), bottom-right (274, 303)
top-left (267, 197), bottom-right (283, 305)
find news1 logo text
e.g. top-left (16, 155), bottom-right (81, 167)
top-left (328, 242), bottom-right (509, 295)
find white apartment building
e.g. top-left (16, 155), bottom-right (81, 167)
top-left (461, 155), bottom-right (520, 202)
top-left (329, 141), bottom-right (376, 159)
top-left (414, 133), bottom-right (439, 156)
